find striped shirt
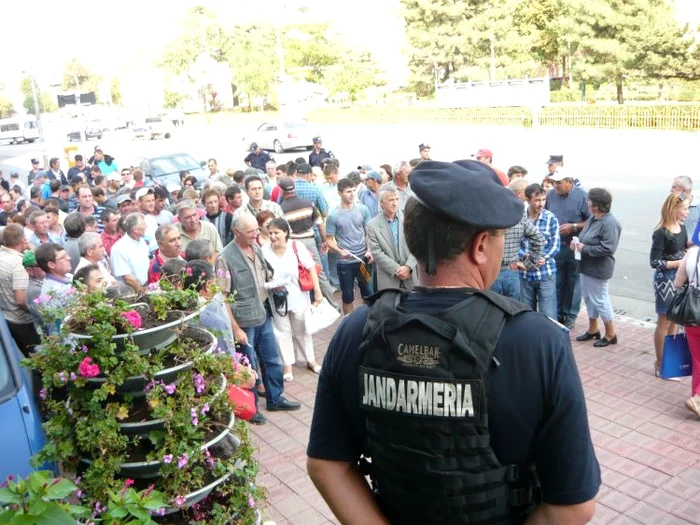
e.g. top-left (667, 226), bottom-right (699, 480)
top-left (0, 246), bottom-right (33, 324)
top-left (281, 195), bottom-right (322, 239)
top-left (519, 208), bottom-right (560, 282)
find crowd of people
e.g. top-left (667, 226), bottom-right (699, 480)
top-left (0, 139), bottom-right (698, 426)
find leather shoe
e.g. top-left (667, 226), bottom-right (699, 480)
top-left (563, 319), bottom-right (576, 330)
top-left (593, 335), bottom-right (618, 348)
top-left (267, 396), bottom-right (301, 412)
top-left (248, 412), bottom-right (267, 425)
top-left (576, 331), bottom-right (601, 342)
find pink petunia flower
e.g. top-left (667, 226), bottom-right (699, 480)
top-left (120, 310), bottom-right (142, 330)
top-left (78, 357), bottom-right (100, 378)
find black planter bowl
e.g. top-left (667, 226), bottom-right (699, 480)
top-left (81, 407), bottom-right (234, 479)
top-left (86, 326), bottom-right (217, 395)
top-left (67, 300), bottom-right (207, 354)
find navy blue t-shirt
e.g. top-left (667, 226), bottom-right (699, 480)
top-left (307, 288), bottom-right (601, 506)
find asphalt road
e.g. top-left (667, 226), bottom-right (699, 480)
top-left (2, 121), bottom-right (695, 323)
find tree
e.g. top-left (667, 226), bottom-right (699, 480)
top-left (61, 58), bottom-right (101, 96)
top-left (283, 24), bottom-right (343, 82)
top-left (0, 95), bottom-right (15, 118)
top-left (20, 77), bottom-right (57, 115)
top-left (160, 5), bottom-right (235, 77)
top-left (326, 54), bottom-right (384, 102)
top-left (163, 90), bottom-right (187, 109)
top-left (569, 0), bottom-right (694, 103)
top-left (227, 24), bottom-right (279, 106)
top-left (110, 78), bottom-right (122, 106)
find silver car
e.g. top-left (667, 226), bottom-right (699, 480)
top-left (242, 120), bottom-right (317, 153)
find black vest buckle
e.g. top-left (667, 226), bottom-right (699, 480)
top-left (509, 486), bottom-right (534, 507)
top-left (505, 464), bottom-right (520, 482)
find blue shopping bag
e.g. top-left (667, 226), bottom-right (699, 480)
top-left (660, 334), bottom-right (693, 379)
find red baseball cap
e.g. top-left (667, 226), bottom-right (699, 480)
top-left (472, 148), bottom-right (493, 159)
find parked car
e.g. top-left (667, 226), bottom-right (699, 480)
top-left (0, 315), bottom-right (50, 481)
top-left (66, 120), bottom-right (104, 142)
top-left (134, 152), bottom-right (207, 187)
top-left (132, 116), bottom-right (173, 140)
top-left (241, 120), bottom-right (317, 153)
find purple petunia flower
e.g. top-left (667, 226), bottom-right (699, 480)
top-left (248, 494), bottom-right (255, 508)
top-left (193, 372), bottom-right (205, 394)
top-left (39, 388), bottom-right (47, 400)
top-left (190, 407), bottom-right (198, 426)
top-left (162, 454), bottom-right (173, 464)
top-left (163, 383), bottom-right (176, 395)
top-left (177, 452), bottom-right (189, 469)
top-left (70, 372), bottom-right (77, 381)
top-left (174, 495), bottom-right (186, 507)
top-left (200, 403), bottom-right (210, 416)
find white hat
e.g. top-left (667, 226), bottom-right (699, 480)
top-left (135, 187), bottom-right (154, 200)
top-left (166, 183), bottom-right (181, 193)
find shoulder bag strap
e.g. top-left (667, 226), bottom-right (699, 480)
top-left (692, 248), bottom-right (700, 287)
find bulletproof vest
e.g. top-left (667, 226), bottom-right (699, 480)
top-left (359, 288), bottom-right (536, 525)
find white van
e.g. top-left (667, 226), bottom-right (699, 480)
top-left (0, 116), bottom-right (39, 144)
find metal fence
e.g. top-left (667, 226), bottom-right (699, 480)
top-left (308, 105), bottom-right (700, 131)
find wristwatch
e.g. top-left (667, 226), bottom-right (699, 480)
top-left (572, 224), bottom-right (578, 234)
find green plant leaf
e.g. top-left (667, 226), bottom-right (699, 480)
top-left (9, 514), bottom-right (36, 525)
top-left (43, 479), bottom-right (77, 500)
top-left (127, 506), bottom-right (151, 521)
top-left (0, 487), bottom-right (21, 505)
top-left (107, 506), bottom-right (129, 518)
top-left (33, 503), bottom-right (76, 525)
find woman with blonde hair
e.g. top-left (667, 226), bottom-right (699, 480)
top-left (650, 192), bottom-right (690, 379)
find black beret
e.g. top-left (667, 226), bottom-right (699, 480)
top-left (410, 160), bottom-right (524, 229)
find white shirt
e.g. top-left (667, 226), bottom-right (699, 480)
top-left (111, 235), bottom-right (150, 285)
top-left (155, 210), bottom-right (174, 226)
top-left (75, 257), bottom-right (117, 287)
top-left (262, 240), bottom-right (314, 312)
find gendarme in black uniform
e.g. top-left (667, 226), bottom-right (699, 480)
top-left (307, 160), bottom-right (600, 524)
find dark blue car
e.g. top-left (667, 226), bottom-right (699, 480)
top-left (0, 315), bottom-right (48, 480)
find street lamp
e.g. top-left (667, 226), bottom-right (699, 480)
top-left (22, 71), bottom-right (44, 140)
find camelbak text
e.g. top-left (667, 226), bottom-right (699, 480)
top-left (361, 372), bottom-right (474, 417)
top-left (396, 343), bottom-right (441, 359)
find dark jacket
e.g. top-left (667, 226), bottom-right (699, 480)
top-left (579, 213), bottom-right (622, 280)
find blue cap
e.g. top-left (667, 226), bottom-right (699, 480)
top-left (411, 160), bottom-right (524, 230)
top-left (313, 136), bottom-right (322, 143)
top-left (365, 170), bottom-right (382, 182)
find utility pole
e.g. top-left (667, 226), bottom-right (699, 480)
top-left (23, 72), bottom-right (47, 168)
top-left (489, 34), bottom-right (497, 81)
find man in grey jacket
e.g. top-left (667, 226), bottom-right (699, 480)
top-left (367, 187), bottom-right (417, 291)
top-left (220, 214), bottom-right (301, 425)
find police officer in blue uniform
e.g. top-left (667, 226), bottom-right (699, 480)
top-left (307, 160), bottom-right (600, 525)
top-left (244, 142), bottom-right (273, 172)
top-left (308, 136), bottom-right (334, 168)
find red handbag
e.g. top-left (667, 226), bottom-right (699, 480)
top-left (292, 241), bottom-right (321, 292)
top-left (228, 385), bottom-right (257, 421)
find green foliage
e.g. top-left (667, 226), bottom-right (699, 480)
top-left (0, 470), bottom-right (89, 524)
top-left (111, 78), bottom-right (123, 106)
top-left (19, 77), bottom-right (57, 115)
top-left (101, 480), bottom-right (168, 525)
top-left (400, 0), bottom-right (698, 101)
top-left (326, 56), bottom-right (383, 102)
top-left (0, 95), bottom-right (14, 119)
top-left (61, 58), bottom-right (102, 98)
top-left (551, 89), bottom-right (581, 103)
top-left (228, 24), bottom-right (279, 103)
top-left (160, 5), bottom-right (235, 76)
top-left (164, 90), bottom-right (188, 109)
top-left (283, 24), bottom-right (342, 82)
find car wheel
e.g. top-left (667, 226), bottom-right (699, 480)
top-left (164, 133), bottom-right (171, 139)
top-left (98, 134), bottom-right (103, 140)
top-left (27, 139), bottom-right (36, 143)
top-left (273, 139), bottom-right (284, 153)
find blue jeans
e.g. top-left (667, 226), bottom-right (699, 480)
top-left (242, 314), bottom-right (284, 406)
top-left (337, 261), bottom-right (374, 304)
top-left (555, 248), bottom-right (581, 323)
top-left (491, 268), bottom-right (521, 300)
top-left (324, 252), bottom-right (339, 287)
top-left (520, 274), bottom-right (557, 319)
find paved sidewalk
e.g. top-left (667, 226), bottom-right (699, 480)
top-left (250, 312), bottom-right (700, 525)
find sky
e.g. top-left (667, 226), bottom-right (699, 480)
top-left (0, 0), bottom-right (406, 87)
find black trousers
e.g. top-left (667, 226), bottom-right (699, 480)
top-left (7, 320), bottom-right (41, 356)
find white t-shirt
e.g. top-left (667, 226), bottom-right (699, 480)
top-left (262, 240), bottom-right (314, 312)
top-left (111, 235), bottom-right (150, 285)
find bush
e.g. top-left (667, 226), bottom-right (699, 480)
top-left (550, 90), bottom-right (581, 103)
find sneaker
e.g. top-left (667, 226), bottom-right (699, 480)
top-left (248, 412), bottom-right (267, 425)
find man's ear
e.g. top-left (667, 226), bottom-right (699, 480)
top-left (469, 230), bottom-right (490, 267)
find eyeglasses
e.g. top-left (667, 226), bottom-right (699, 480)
top-left (679, 192), bottom-right (688, 202)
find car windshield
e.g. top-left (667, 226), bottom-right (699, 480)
top-left (149, 154), bottom-right (200, 177)
top-left (145, 117), bottom-right (162, 124)
top-left (0, 335), bottom-right (16, 402)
